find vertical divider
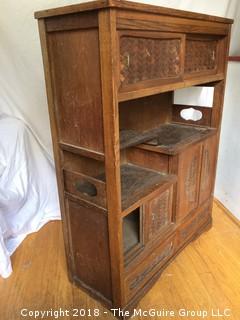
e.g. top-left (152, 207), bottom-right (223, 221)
top-left (98, 9), bottom-right (125, 307)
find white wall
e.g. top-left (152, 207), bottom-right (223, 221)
top-left (215, 63), bottom-right (240, 220)
top-left (0, 0), bottom-right (239, 219)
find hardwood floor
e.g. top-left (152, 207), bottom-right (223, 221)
top-left (0, 201), bottom-right (240, 320)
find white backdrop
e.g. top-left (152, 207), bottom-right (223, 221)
top-left (0, 0), bottom-right (240, 219)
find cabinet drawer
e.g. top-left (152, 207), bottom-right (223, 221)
top-left (125, 235), bottom-right (176, 301)
top-left (63, 169), bottom-right (106, 208)
top-left (119, 31), bottom-right (184, 90)
top-left (145, 186), bottom-right (174, 242)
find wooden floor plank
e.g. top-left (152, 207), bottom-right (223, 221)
top-left (0, 201), bottom-right (239, 319)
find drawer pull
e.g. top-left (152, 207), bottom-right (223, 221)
top-left (75, 180), bottom-right (97, 197)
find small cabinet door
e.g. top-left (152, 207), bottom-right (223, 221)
top-left (118, 31), bottom-right (184, 91)
top-left (145, 186), bottom-right (174, 242)
top-left (184, 35), bottom-right (221, 77)
top-left (176, 143), bottom-right (202, 221)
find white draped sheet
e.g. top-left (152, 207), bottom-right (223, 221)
top-left (0, 114), bottom-right (60, 278)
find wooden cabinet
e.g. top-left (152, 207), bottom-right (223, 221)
top-left (35, 1), bottom-right (232, 318)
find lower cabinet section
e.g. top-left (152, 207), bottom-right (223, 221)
top-left (124, 200), bottom-right (212, 305)
top-left (124, 235), bottom-right (176, 302)
top-left (65, 197), bottom-right (112, 303)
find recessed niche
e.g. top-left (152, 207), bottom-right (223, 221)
top-left (123, 208), bottom-right (141, 253)
top-left (174, 86), bottom-right (214, 108)
top-left (180, 108), bottom-right (203, 121)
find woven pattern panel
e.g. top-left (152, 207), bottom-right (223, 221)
top-left (185, 39), bottom-right (217, 74)
top-left (149, 189), bottom-right (171, 239)
top-left (120, 36), bottom-right (181, 86)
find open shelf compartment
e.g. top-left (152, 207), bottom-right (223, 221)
top-left (120, 123), bottom-right (216, 155)
top-left (98, 163), bottom-right (176, 213)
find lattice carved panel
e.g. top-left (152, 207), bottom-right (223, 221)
top-left (185, 39), bottom-right (218, 74)
top-left (148, 189), bottom-right (172, 239)
top-left (120, 36), bottom-right (181, 86)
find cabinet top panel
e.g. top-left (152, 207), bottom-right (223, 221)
top-left (34, 0), bottom-right (233, 24)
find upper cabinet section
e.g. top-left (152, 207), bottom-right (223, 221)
top-left (35, 0), bottom-right (232, 104)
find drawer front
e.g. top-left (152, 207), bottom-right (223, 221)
top-left (63, 170), bottom-right (106, 208)
top-left (125, 235), bottom-right (176, 301)
top-left (146, 187), bottom-right (174, 242)
top-left (119, 31), bottom-right (184, 90)
top-left (178, 202), bottom-right (211, 245)
top-left (185, 35), bottom-right (220, 76)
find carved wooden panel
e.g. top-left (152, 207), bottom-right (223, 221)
top-left (119, 33), bottom-right (182, 87)
top-left (176, 144), bottom-right (202, 221)
top-left (185, 37), bottom-right (218, 74)
top-left (178, 202), bottom-right (211, 244)
top-left (199, 135), bottom-right (217, 204)
top-left (125, 236), bottom-right (175, 301)
top-left (147, 188), bottom-right (173, 241)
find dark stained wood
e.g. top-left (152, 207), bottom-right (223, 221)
top-left (48, 26), bottom-right (104, 153)
top-left (35, 2), bottom-right (232, 318)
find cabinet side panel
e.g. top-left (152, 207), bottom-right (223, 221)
top-left (66, 198), bottom-right (112, 301)
top-left (48, 27), bottom-right (104, 153)
top-left (199, 135), bottom-right (218, 204)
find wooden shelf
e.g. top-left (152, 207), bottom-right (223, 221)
top-left (118, 73), bottom-right (224, 102)
top-left (121, 123), bottom-right (216, 155)
top-left (120, 129), bottom-right (157, 149)
top-left (98, 163), bottom-right (176, 213)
